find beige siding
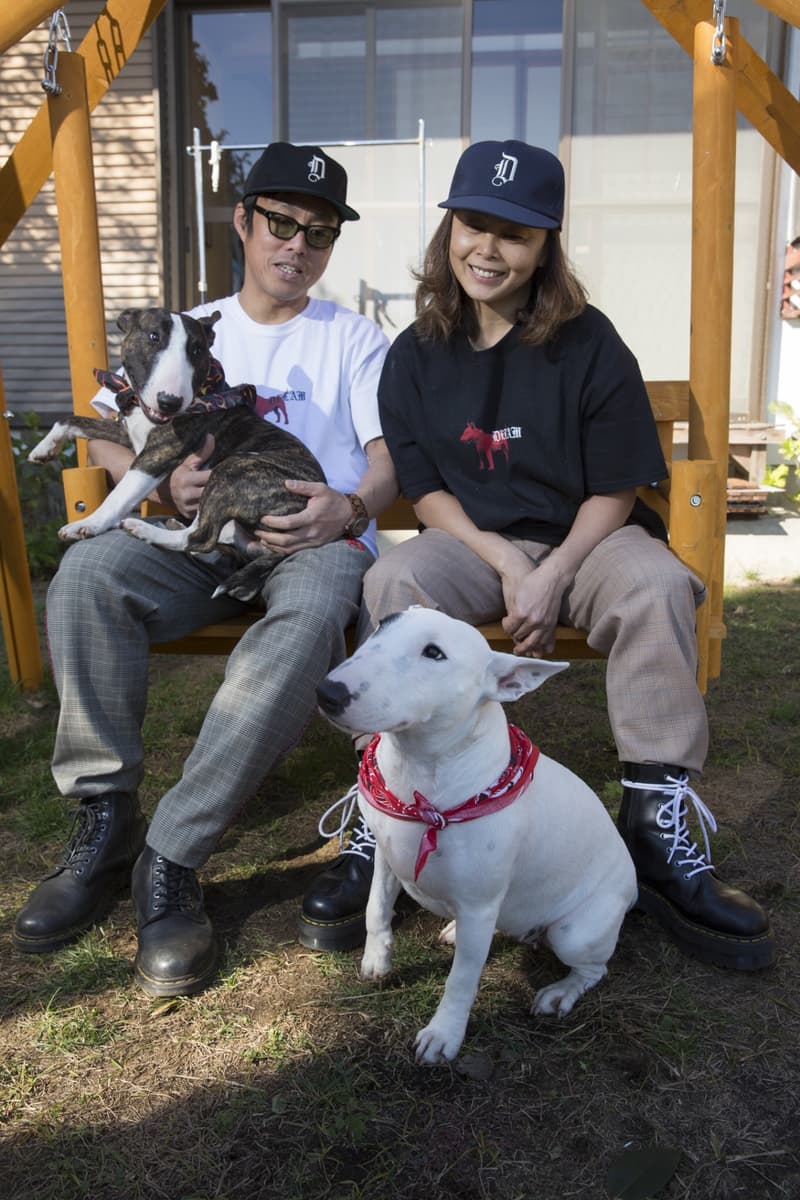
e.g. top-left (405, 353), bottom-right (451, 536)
top-left (0, 2), bottom-right (162, 419)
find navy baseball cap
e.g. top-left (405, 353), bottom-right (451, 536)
top-left (241, 142), bottom-right (360, 222)
top-left (438, 140), bottom-right (564, 230)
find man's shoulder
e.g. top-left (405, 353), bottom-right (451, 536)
top-left (186, 295), bottom-right (239, 322)
top-left (308, 297), bottom-right (387, 336)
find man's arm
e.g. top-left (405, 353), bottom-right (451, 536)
top-left (87, 432), bottom-right (214, 516)
top-left (250, 436), bottom-right (399, 555)
top-left (87, 436), bottom-right (133, 482)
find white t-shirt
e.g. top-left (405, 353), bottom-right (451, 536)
top-left (93, 294), bottom-right (389, 557)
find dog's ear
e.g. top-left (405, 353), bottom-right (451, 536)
top-left (483, 654), bottom-right (568, 703)
top-left (117, 309), bottom-right (140, 334)
top-left (197, 311), bottom-right (221, 347)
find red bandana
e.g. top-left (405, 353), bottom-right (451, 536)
top-left (358, 724), bottom-right (539, 880)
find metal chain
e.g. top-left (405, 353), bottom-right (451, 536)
top-left (711, 0), bottom-right (727, 66)
top-left (41, 8), bottom-right (72, 95)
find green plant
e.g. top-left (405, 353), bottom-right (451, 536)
top-left (10, 410), bottom-right (75, 577)
top-left (765, 400), bottom-right (800, 497)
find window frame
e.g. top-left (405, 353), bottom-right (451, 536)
top-left (272, 0), bottom-right (471, 142)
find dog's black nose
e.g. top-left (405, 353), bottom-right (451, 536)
top-left (316, 678), bottom-right (353, 716)
top-left (157, 392), bottom-right (182, 414)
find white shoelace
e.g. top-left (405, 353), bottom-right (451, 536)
top-left (621, 772), bottom-right (718, 879)
top-left (317, 783), bottom-right (376, 857)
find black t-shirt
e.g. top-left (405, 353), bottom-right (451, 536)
top-left (378, 305), bottom-right (668, 546)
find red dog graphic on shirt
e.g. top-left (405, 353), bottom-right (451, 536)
top-left (460, 422), bottom-right (510, 470)
top-left (256, 393), bottom-right (289, 424)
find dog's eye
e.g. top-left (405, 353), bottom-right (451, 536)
top-left (422, 643), bottom-right (446, 661)
top-left (148, 330), bottom-right (161, 344)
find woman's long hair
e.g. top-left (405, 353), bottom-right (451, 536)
top-left (414, 211), bottom-right (587, 345)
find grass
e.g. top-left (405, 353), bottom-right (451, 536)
top-left (0, 581), bottom-right (798, 1198)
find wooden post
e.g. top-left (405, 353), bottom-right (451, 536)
top-left (688, 18), bottom-right (738, 682)
top-left (47, 52), bottom-right (108, 459)
top-left (0, 375), bottom-right (44, 692)
top-left (62, 464), bottom-right (109, 522)
top-left (668, 458), bottom-right (720, 696)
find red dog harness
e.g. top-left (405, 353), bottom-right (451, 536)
top-left (358, 724), bottom-right (539, 880)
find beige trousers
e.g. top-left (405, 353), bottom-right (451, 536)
top-left (360, 525), bottom-right (709, 773)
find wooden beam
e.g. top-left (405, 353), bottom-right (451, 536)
top-left (640, 0), bottom-right (800, 173)
top-left (0, 0), bottom-right (168, 249)
top-left (752, 0), bottom-right (800, 28)
top-left (48, 52), bottom-right (108, 429)
top-left (0, 1), bottom-right (60, 58)
top-left (0, 381), bottom-right (43, 692)
top-left (688, 20), bottom-right (738, 682)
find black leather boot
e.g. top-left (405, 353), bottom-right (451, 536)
top-left (13, 794), bottom-right (147, 953)
top-left (618, 763), bottom-right (775, 970)
top-left (297, 785), bottom-right (376, 951)
top-left (132, 845), bottom-right (217, 997)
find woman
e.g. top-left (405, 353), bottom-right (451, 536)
top-left (300, 140), bottom-right (773, 972)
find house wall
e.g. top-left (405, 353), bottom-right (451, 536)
top-left (0, 2), bottom-right (162, 421)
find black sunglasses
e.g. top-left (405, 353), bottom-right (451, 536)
top-left (252, 203), bottom-right (340, 250)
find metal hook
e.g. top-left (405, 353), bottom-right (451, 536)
top-left (711, 0), bottom-right (727, 66)
top-left (41, 9), bottom-right (72, 95)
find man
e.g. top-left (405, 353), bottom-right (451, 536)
top-left (14, 142), bottom-right (397, 997)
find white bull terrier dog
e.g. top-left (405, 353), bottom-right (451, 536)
top-left (316, 607), bottom-right (637, 1065)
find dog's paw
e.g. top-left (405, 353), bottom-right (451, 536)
top-left (532, 980), bottom-right (582, 1018)
top-left (360, 940), bottom-right (393, 981)
top-left (437, 920), bottom-right (457, 947)
top-left (28, 447), bottom-right (56, 464)
top-left (121, 518), bottom-right (150, 539)
top-left (414, 1021), bottom-right (464, 1065)
top-left (58, 521), bottom-right (96, 542)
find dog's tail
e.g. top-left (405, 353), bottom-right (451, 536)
top-left (212, 555), bottom-right (281, 603)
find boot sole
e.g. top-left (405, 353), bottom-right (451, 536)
top-left (12, 874), bottom-right (132, 955)
top-left (296, 911), bottom-right (367, 952)
top-left (133, 948), bottom-right (219, 998)
top-left (296, 892), bottom-right (419, 952)
top-left (634, 883), bottom-right (776, 970)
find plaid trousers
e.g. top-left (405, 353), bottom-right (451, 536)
top-left (360, 524), bottom-right (709, 773)
top-left (46, 529), bottom-right (369, 866)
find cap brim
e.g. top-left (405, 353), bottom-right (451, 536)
top-left (438, 196), bottom-right (560, 230)
top-left (244, 184), bottom-right (360, 222)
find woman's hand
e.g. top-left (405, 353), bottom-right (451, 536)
top-left (245, 480), bottom-right (352, 556)
top-left (500, 557), bottom-right (569, 657)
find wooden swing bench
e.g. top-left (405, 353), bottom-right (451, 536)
top-left (61, 377), bottom-right (722, 695)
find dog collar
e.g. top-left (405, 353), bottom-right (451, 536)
top-left (358, 724), bottom-right (539, 880)
top-left (93, 357), bottom-right (256, 418)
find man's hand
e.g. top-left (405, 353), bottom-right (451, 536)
top-left (245, 479), bottom-right (353, 556)
top-left (168, 434), bottom-right (215, 518)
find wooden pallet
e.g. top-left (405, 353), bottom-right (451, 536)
top-left (726, 477), bottom-right (769, 516)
